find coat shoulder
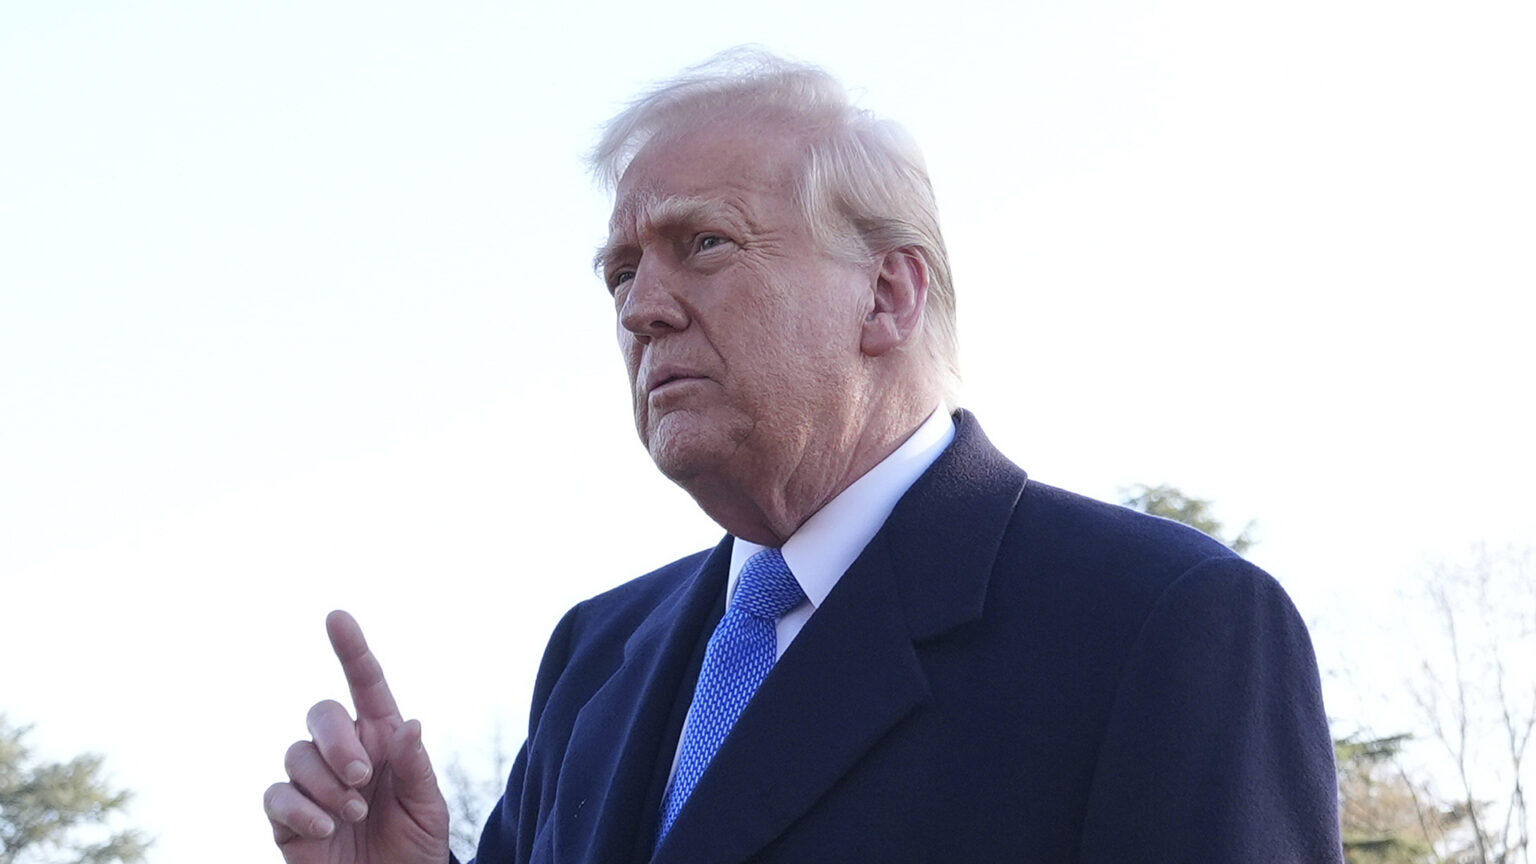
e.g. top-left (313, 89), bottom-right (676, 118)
top-left (1010, 479), bottom-right (1248, 594)
top-left (1019, 481), bottom-right (1237, 564)
top-left (553, 543), bottom-right (722, 658)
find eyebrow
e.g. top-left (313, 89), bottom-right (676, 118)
top-left (593, 194), bottom-right (743, 274)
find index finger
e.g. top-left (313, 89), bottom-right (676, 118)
top-left (326, 610), bottom-right (402, 724)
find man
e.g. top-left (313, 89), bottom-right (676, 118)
top-left (264, 50), bottom-right (1343, 863)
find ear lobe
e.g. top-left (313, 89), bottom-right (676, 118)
top-left (860, 247), bottom-right (930, 358)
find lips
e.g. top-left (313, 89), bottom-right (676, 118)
top-left (645, 363), bottom-right (708, 395)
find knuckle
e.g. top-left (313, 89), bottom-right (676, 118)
top-left (272, 823), bottom-right (297, 846)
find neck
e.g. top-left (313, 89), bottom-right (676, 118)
top-left (688, 388), bottom-right (938, 545)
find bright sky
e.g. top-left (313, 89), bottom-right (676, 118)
top-left (2, 1), bottom-right (1532, 862)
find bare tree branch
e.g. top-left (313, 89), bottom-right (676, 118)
top-left (1409, 547), bottom-right (1536, 864)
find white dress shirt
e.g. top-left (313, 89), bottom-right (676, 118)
top-left (726, 407), bottom-right (956, 659)
top-left (665, 408), bottom-right (955, 784)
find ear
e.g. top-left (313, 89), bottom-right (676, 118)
top-left (860, 247), bottom-right (930, 358)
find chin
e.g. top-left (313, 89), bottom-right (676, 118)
top-left (641, 411), bottom-right (735, 485)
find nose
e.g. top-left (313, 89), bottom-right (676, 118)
top-left (618, 260), bottom-right (688, 343)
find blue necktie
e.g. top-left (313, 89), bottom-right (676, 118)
top-left (658, 547), bottom-right (805, 841)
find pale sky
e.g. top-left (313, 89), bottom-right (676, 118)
top-left (2, 1), bottom-right (1532, 862)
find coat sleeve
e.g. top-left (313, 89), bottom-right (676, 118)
top-left (1078, 557), bottom-right (1343, 863)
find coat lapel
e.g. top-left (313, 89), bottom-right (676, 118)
top-left (550, 539), bottom-right (730, 864)
top-left (651, 538), bottom-right (930, 864)
top-left (651, 412), bottom-right (1027, 864)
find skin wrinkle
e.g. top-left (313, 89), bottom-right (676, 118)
top-left (596, 194), bottom-right (765, 284)
top-left (607, 117), bottom-right (939, 545)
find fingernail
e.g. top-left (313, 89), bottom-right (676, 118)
top-left (313, 814), bottom-right (335, 837)
top-left (342, 799), bottom-right (368, 822)
top-left (344, 760), bottom-right (371, 786)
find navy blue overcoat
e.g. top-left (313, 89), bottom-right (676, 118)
top-left (471, 411), bottom-right (1342, 864)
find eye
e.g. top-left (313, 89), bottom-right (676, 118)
top-left (695, 234), bottom-right (730, 253)
top-left (606, 269), bottom-right (634, 294)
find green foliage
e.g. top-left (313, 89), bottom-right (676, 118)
top-left (1334, 732), bottom-right (1498, 864)
top-left (1336, 734), bottom-right (1440, 864)
top-left (1119, 483), bottom-right (1257, 554)
top-left (0, 717), bottom-right (149, 864)
top-left (1338, 734), bottom-right (1415, 765)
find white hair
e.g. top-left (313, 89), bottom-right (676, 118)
top-left (589, 47), bottom-right (961, 403)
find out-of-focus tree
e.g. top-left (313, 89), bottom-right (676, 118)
top-left (1120, 483), bottom-right (1256, 553)
top-left (443, 727), bottom-right (511, 864)
top-left (0, 716), bottom-right (150, 864)
top-left (1411, 545), bottom-right (1535, 864)
top-left (1336, 732), bottom-right (1480, 863)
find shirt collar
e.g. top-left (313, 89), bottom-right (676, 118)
top-left (729, 407), bottom-right (956, 608)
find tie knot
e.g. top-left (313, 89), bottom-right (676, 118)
top-left (731, 548), bottom-right (804, 621)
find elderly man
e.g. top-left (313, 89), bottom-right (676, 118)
top-left (264, 51), bottom-right (1343, 864)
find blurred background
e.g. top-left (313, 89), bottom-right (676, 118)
top-left (2, 0), bottom-right (1531, 861)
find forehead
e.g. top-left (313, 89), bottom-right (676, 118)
top-left (606, 122), bottom-right (805, 241)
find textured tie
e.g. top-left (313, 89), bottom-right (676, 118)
top-left (657, 547), bottom-right (805, 841)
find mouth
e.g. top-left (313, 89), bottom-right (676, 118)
top-left (645, 365), bottom-right (707, 396)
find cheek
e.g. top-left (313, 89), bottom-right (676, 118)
top-left (736, 341), bottom-right (835, 409)
top-left (618, 343), bottom-right (648, 424)
top-left (745, 267), bottom-right (859, 336)
top-left (616, 331), bottom-right (639, 378)
top-left (774, 295), bottom-right (865, 362)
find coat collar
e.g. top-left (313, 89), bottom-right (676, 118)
top-left (649, 410), bottom-right (1028, 864)
top-left (544, 538), bottom-right (731, 864)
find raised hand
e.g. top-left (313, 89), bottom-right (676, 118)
top-left (264, 611), bottom-right (451, 864)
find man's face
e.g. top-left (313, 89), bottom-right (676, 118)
top-left (600, 122), bottom-right (874, 502)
